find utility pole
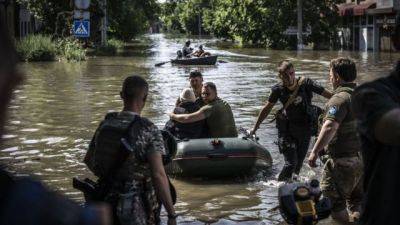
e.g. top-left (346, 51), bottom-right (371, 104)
top-left (297, 0), bottom-right (303, 50)
top-left (101, 0), bottom-right (107, 46)
top-left (198, 13), bottom-right (201, 38)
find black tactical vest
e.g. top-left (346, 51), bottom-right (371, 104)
top-left (91, 112), bottom-right (139, 178)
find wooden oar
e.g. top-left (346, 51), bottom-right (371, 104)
top-left (155, 60), bottom-right (170, 67)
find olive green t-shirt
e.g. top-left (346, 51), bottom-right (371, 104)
top-left (200, 98), bottom-right (238, 138)
top-left (323, 83), bottom-right (360, 157)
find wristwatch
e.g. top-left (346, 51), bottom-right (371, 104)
top-left (168, 213), bottom-right (178, 219)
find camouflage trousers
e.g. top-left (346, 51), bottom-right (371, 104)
top-left (105, 180), bottom-right (160, 225)
top-left (321, 156), bottom-right (363, 213)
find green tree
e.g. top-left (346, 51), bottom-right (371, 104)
top-left (161, 0), bottom-right (342, 49)
top-left (17, 0), bottom-right (160, 41)
top-left (16, 0), bottom-right (73, 35)
top-left (108, 0), bottom-right (160, 40)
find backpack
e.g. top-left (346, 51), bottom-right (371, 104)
top-left (92, 112), bottom-right (140, 178)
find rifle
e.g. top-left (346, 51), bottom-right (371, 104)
top-left (72, 177), bottom-right (99, 202)
top-left (73, 137), bottom-right (135, 202)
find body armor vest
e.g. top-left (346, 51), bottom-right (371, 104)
top-left (92, 112), bottom-right (139, 178)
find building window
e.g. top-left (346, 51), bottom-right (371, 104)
top-left (368, 15), bottom-right (373, 25)
top-left (361, 16), bottom-right (366, 26)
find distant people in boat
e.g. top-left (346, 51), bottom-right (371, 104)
top-left (191, 45), bottom-right (211, 57)
top-left (176, 71), bottom-right (205, 107)
top-left (165, 88), bottom-right (207, 139)
top-left (182, 40), bottom-right (193, 57)
top-left (176, 50), bottom-right (183, 59)
top-left (170, 82), bottom-right (238, 138)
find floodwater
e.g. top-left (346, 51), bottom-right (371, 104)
top-left (1, 34), bottom-right (399, 224)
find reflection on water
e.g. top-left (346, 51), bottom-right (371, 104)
top-left (1, 34), bottom-right (399, 224)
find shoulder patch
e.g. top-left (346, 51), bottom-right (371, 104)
top-left (328, 106), bottom-right (338, 116)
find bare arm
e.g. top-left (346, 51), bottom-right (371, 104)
top-left (251, 101), bottom-right (275, 133)
top-left (374, 108), bottom-right (400, 146)
top-left (148, 152), bottom-right (175, 216)
top-left (321, 89), bottom-right (333, 99)
top-left (308, 120), bottom-right (339, 167)
top-left (170, 110), bottom-right (206, 123)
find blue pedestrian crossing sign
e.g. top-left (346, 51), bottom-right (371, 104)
top-left (73, 20), bottom-right (90, 38)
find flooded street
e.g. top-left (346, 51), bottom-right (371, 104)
top-left (1, 34), bottom-right (399, 224)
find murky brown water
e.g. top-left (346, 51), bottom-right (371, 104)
top-left (1, 34), bottom-right (399, 224)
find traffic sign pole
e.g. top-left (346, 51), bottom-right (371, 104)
top-left (100, 0), bottom-right (107, 46)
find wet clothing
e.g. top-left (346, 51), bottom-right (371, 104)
top-left (352, 68), bottom-right (400, 225)
top-left (269, 78), bottom-right (325, 181)
top-left (320, 156), bottom-right (363, 212)
top-left (85, 111), bottom-right (166, 225)
top-left (320, 83), bottom-right (363, 213)
top-left (164, 101), bottom-right (207, 139)
top-left (277, 128), bottom-right (311, 181)
top-left (200, 97), bottom-right (238, 138)
top-left (269, 78), bottom-right (325, 126)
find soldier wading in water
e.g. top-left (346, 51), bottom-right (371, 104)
top-left (309, 58), bottom-right (362, 224)
top-left (251, 60), bottom-right (332, 181)
top-left (84, 76), bottom-right (177, 225)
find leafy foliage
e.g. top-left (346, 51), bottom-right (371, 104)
top-left (56, 38), bottom-right (86, 61)
top-left (16, 35), bottom-right (86, 62)
top-left (16, 34), bottom-right (57, 61)
top-left (17, 0), bottom-right (160, 41)
top-left (161, 0), bottom-right (342, 49)
top-left (107, 0), bottom-right (160, 40)
top-left (95, 38), bottom-right (124, 56)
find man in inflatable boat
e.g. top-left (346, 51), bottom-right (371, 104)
top-left (170, 82), bottom-right (238, 138)
top-left (176, 70), bottom-right (205, 107)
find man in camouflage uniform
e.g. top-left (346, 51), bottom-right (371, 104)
top-left (84, 76), bottom-right (177, 225)
top-left (308, 58), bottom-right (362, 224)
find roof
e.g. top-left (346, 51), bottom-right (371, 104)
top-left (337, 0), bottom-right (377, 16)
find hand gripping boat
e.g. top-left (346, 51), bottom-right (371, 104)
top-left (166, 132), bottom-right (273, 178)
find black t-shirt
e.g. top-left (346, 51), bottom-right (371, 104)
top-left (352, 72), bottom-right (400, 225)
top-left (268, 77), bottom-right (325, 125)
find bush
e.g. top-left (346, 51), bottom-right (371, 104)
top-left (56, 38), bottom-right (86, 61)
top-left (16, 35), bottom-right (57, 62)
top-left (95, 38), bottom-right (124, 56)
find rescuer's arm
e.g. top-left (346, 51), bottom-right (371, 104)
top-left (148, 153), bottom-right (176, 224)
top-left (250, 101), bottom-right (275, 135)
top-left (321, 89), bottom-right (333, 99)
top-left (169, 109), bottom-right (206, 123)
top-left (308, 120), bottom-right (340, 167)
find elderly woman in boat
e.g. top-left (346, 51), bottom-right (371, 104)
top-left (165, 88), bottom-right (207, 139)
top-left (170, 82), bottom-right (237, 138)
